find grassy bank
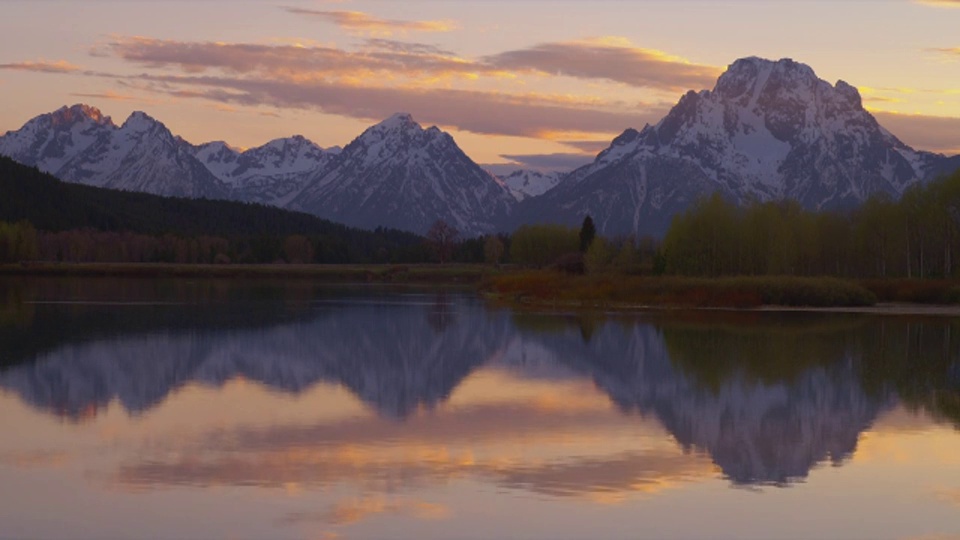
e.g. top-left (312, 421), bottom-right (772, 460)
top-left (482, 272), bottom-right (878, 309)
top-left (0, 262), bottom-right (491, 283)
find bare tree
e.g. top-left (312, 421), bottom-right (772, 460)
top-left (426, 219), bottom-right (459, 264)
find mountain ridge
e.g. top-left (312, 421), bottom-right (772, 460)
top-left (3, 56), bottom-right (960, 237)
top-left (519, 56), bottom-right (955, 236)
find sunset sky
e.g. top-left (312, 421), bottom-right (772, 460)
top-left (2, 0), bottom-right (959, 171)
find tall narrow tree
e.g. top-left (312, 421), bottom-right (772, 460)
top-left (579, 215), bottom-right (596, 253)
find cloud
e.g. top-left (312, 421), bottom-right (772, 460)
top-left (69, 90), bottom-right (136, 102)
top-left (284, 8), bottom-right (457, 35)
top-left (0, 59), bottom-right (81, 73)
top-left (934, 487), bottom-right (960, 506)
top-left (130, 73), bottom-right (661, 138)
top-left (101, 36), bottom-right (490, 81)
top-left (91, 36), bottom-right (690, 138)
top-left (361, 38), bottom-right (456, 57)
top-left (559, 140), bottom-right (615, 154)
top-left (483, 38), bottom-right (721, 92)
top-left (872, 111), bottom-right (960, 155)
top-left (499, 153), bottom-right (595, 172)
top-left (927, 47), bottom-right (960, 59)
top-left (914, 0), bottom-right (960, 7)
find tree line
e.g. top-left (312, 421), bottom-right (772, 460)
top-left (662, 168), bottom-right (960, 278)
top-left (5, 152), bottom-right (960, 273)
top-left (0, 156), bottom-right (430, 264)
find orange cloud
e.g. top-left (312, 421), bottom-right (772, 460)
top-left (483, 38), bottom-right (721, 92)
top-left (914, 0), bottom-right (960, 7)
top-left (0, 59), bottom-right (81, 73)
top-left (928, 47), bottom-right (960, 60)
top-left (91, 35), bottom-right (708, 138)
top-left (69, 90), bottom-right (136, 102)
top-left (285, 8), bottom-right (458, 35)
top-left (101, 36), bottom-right (490, 82)
top-left (127, 72), bottom-right (663, 138)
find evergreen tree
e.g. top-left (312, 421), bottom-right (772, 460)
top-left (579, 215), bottom-right (596, 252)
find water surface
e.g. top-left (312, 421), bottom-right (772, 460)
top-left (0, 277), bottom-right (959, 540)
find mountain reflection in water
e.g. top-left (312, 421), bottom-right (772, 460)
top-left (0, 278), bottom-right (958, 489)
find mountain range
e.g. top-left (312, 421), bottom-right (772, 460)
top-left (2, 57), bottom-right (958, 237)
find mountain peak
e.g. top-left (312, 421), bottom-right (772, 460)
top-left (121, 110), bottom-right (162, 133)
top-left (714, 56), bottom-right (818, 99)
top-left (377, 112), bottom-right (420, 131)
top-left (49, 104), bottom-right (112, 127)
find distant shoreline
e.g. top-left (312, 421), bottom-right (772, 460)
top-left (0, 262), bottom-right (490, 283)
top-left (5, 264), bottom-right (960, 313)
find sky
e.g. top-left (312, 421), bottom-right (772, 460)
top-left (1, 0), bottom-right (959, 172)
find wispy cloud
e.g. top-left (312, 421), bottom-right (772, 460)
top-left (69, 90), bottom-right (136, 102)
top-left (483, 38), bottom-right (721, 92)
top-left (88, 36), bottom-right (665, 138)
top-left (499, 152), bottom-right (595, 172)
top-left (559, 140), bottom-right (613, 154)
top-left (0, 59), bottom-right (81, 73)
top-left (914, 0), bottom-right (960, 7)
top-left (873, 111), bottom-right (960, 155)
top-left (927, 47), bottom-right (960, 60)
top-left (129, 72), bottom-right (661, 138)
top-left (100, 36), bottom-right (489, 81)
top-left (284, 8), bottom-right (457, 35)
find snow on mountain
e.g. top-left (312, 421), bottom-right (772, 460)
top-left (0, 104), bottom-right (115, 175)
top-left (292, 113), bottom-right (515, 236)
top-left (57, 111), bottom-right (227, 198)
top-left (192, 136), bottom-right (340, 206)
top-left (0, 105), bottom-right (227, 199)
top-left (497, 169), bottom-right (564, 201)
top-left (517, 57), bottom-right (957, 237)
top-left (192, 140), bottom-right (241, 180)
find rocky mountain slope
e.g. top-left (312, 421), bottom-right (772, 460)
top-left (192, 136), bottom-right (341, 207)
top-left (291, 113), bottom-right (515, 235)
top-left (497, 169), bottom-right (564, 201)
top-left (519, 57), bottom-right (956, 237)
top-left (0, 105), bottom-right (226, 198)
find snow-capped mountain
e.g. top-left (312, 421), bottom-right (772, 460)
top-left (498, 169), bottom-right (564, 201)
top-left (0, 104), bottom-right (114, 175)
top-left (518, 57), bottom-right (956, 237)
top-left (292, 113), bottom-right (515, 236)
top-left (0, 105), bottom-right (227, 198)
top-left (192, 136), bottom-right (341, 206)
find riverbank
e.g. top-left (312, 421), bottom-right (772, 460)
top-left (480, 271), bottom-right (960, 310)
top-left (0, 262), bottom-right (491, 283)
top-left (6, 263), bottom-right (960, 310)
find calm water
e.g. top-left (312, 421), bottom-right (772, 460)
top-left (1, 277), bottom-right (959, 540)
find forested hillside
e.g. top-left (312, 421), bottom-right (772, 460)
top-left (663, 168), bottom-right (960, 279)
top-left (0, 156), bottom-right (429, 263)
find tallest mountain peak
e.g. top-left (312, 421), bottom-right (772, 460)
top-left (714, 56), bottom-right (819, 99)
top-left (375, 112), bottom-right (420, 131)
top-left (49, 103), bottom-right (113, 127)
